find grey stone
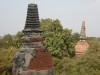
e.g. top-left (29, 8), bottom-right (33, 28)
top-left (17, 68), bottom-right (54, 75)
top-left (13, 48), bottom-right (36, 73)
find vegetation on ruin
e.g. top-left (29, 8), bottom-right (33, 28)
top-left (0, 18), bottom-right (100, 75)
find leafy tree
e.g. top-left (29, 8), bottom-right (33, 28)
top-left (2, 34), bottom-right (13, 49)
top-left (0, 32), bottom-right (23, 49)
top-left (41, 18), bottom-right (75, 58)
top-left (0, 39), bottom-right (5, 48)
top-left (13, 31), bottom-right (23, 48)
top-left (72, 32), bottom-right (80, 42)
top-left (0, 47), bottom-right (17, 75)
top-left (41, 18), bottom-right (63, 32)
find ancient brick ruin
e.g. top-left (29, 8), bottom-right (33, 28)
top-left (75, 21), bottom-right (89, 57)
top-left (12, 3), bottom-right (54, 75)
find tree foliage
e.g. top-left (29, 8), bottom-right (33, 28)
top-left (0, 34), bottom-right (13, 48)
top-left (0, 47), bottom-right (17, 75)
top-left (41, 18), bottom-right (75, 58)
top-left (0, 31), bottom-right (23, 49)
top-left (13, 31), bottom-right (23, 48)
top-left (55, 37), bottom-right (100, 75)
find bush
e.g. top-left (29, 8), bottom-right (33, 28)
top-left (0, 47), bottom-right (17, 75)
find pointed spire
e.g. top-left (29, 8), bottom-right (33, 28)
top-left (26, 3), bottom-right (40, 28)
top-left (23, 3), bottom-right (43, 32)
top-left (80, 21), bottom-right (86, 40)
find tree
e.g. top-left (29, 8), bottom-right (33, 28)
top-left (72, 32), bottom-right (80, 42)
top-left (0, 39), bottom-right (5, 48)
top-left (0, 48), bottom-right (17, 75)
top-left (40, 18), bottom-right (75, 58)
top-left (2, 34), bottom-right (13, 49)
top-left (13, 31), bottom-right (23, 48)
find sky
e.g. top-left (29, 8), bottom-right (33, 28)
top-left (0, 0), bottom-right (100, 37)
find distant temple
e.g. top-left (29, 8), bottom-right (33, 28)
top-left (12, 3), bottom-right (54, 75)
top-left (75, 21), bottom-right (89, 57)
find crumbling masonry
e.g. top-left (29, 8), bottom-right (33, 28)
top-left (75, 21), bottom-right (89, 57)
top-left (12, 3), bottom-right (54, 75)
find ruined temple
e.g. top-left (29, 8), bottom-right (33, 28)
top-left (75, 21), bottom-right (89, 57)
top-left (12, 3), bottom-right (54, 75)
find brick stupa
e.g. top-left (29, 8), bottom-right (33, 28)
top-left (12, 3), bottom-right (54, 75)
top-left (75, 21), bottom-right (89, 57)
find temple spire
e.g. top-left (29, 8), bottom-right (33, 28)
top-left (12, 3), bottom-right (54, 75)
top-left (25, 3), bottom-right (40, 28)
top-left (80, 21), bottom-right (86, 40)
top-left (75, 20), bottom-right (89, 57)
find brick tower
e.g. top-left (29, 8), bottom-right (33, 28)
top-left (12, 3), bottom-right (54, 75)
top-left (75, 21), bottom-right (89, 57)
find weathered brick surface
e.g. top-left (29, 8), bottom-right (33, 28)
top-left (28, 48), bottom-right (53, 70)
top-left (75, 40), bottom-right (89, 57)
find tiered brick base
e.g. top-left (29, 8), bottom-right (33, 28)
top-left (29, 48), bottom-right (53, 70)
top-left (75, 40), bottom-right (89, 57)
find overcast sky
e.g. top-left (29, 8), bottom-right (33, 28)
top-left (0, 0), bottom-right (100, 37)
